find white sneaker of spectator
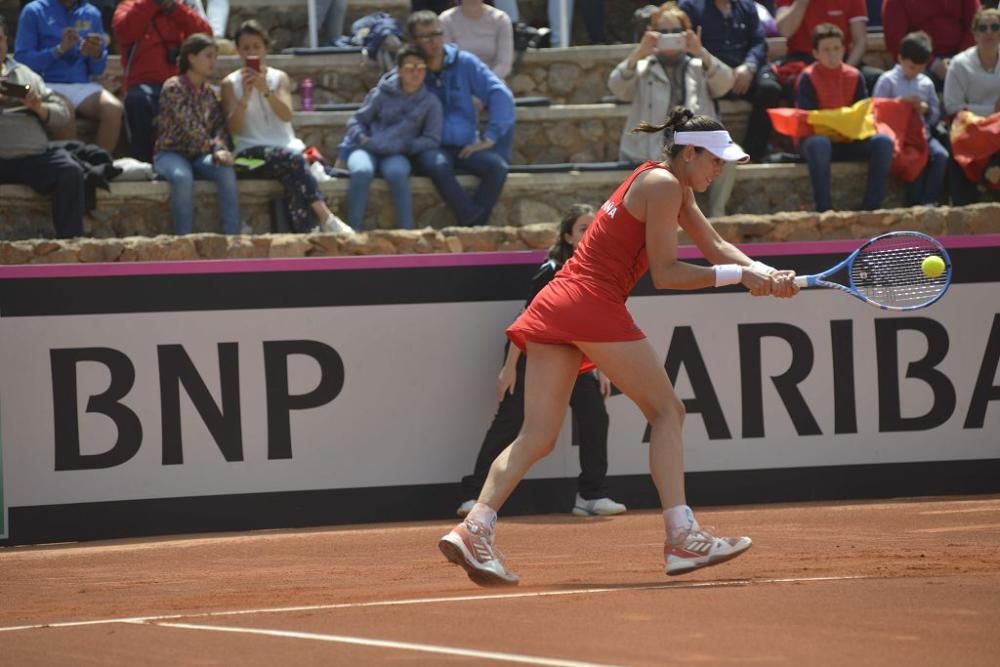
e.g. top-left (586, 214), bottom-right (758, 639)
top-left (572, 494), bottom-right (627, 516)
top-left (321, 214), bottom-right (353, 234)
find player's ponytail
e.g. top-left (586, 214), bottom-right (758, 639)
top-left (631, 106), bottom-right (726, 159)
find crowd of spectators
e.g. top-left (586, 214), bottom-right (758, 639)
top-left (2, 0), bottom-right (1000, 239)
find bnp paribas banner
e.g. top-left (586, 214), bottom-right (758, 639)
top-left (1, 237), bottom-right (998, 545)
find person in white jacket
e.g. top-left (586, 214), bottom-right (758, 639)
top-left (608, 3), bottom-right (737, 218)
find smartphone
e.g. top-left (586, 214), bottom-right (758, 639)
top-left (246, 56), bottom-right (261, 72)
top-left (0, 80), bottom-right (30, 99)
top-left (657, 32), bottom-right (686, 51)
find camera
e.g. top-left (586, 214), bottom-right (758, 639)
top-left (0, 80), bottom-right (31, 99)
top-left (246, 56), bottom-right (261, 72)
top-left (656, 32), bottom-right (686, 51)
top-left (165, 45), bottom-right (180, 66)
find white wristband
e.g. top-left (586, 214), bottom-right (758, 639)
top-left (714, 264), bottom-right (743, 287)
top-left (749, 260), bottom-right (777, 276)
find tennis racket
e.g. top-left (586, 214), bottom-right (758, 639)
top-left (793, 231), bottom-right (952, 311)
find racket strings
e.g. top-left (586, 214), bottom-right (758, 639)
top-left (850, 239), bottom-right (948, 307)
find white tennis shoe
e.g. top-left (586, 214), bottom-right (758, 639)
top-left (571, 494), bottom-right (627, 516)
top-left (439, 519), bottom-right (519, 586)
top-left (665, 527), bottom-right (752, 576)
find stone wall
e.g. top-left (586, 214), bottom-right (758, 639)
top-left (3, 203), bottom-right (998, 265)
top-left (0, 162), bottom-right (921, 241)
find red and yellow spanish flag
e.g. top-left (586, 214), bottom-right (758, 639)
top-left (768, 99), bottom-right (928, 183)
top-left (950, 110), bottom-right (1000, 187)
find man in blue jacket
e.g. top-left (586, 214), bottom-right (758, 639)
top-left (408, 10), bottom-right (514, 227)
top-left (15, 0), bottom-right (122, 152)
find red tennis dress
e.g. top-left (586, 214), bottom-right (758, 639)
top-left (506, 161), bottom-right (660, 366)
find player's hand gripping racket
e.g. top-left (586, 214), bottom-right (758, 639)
top-left (794, 231), bottom-right (951, 310)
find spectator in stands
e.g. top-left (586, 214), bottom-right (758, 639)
top-left (455, 203), bottom-right (627, 521)
top-left (188, 0), bottom-right (230, 42)
top-left (408, 11), bottom-right (514, 227)
top-left (943, 6), bottom-right (1000, 204)
top-left (796, 23), bottom-right (893, 211)
top-left (493, 0), bottom-right (607, 47)
top-left (113, 0), bottom-right (212, 163)
top-left (440, 0), bottom-right (514, 79)
top-left (221, 20), bottom-right (350, 234)
top-left (882, 0), bottom-right (980, 90)
top-left (556, 0), bottom-right (609, 47)
top-left (336, 46), bottom-right (442, 230)
top-left (873, 31), bottom-right (947, 206)
top-left (0, 15), bottom-right (84, 238)
top-left (775, 0), bottom-right (883, 94)
top-left (680, 0), bottom-right (783, 161)
top-left (14, 0), bottom-right (122, 153)
top-left (153, 33), bottom-right (241, 235)
top-left (315, 0), bottom-right (348, 46)
top-left (609, 3), bottom-right (738, 217)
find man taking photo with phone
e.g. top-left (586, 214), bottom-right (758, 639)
top-left (14, 0), bottom-right (123, 153)
top-left (0, 14), bottom-right (85, 238)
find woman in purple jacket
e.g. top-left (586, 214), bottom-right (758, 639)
top-left (337, 46), bottom-right (443, 230)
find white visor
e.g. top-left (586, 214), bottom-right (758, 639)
top-left (673, 130), bottom-right (750, 163)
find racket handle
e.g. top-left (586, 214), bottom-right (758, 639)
top-left (794, 275), bottom-right (811, 288)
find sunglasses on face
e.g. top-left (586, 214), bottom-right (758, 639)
top-left (414, 30), bottom-right (444, 41)
top-left (976, 23), bottom-right (1000, 33)
top-left (400, 63), bottom-right (428, 71)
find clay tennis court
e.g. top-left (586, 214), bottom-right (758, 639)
top-left (2, 495), bottom-right (998, 666)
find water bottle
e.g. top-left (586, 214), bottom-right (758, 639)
top-left (301, 77), bottom-right (314, 111)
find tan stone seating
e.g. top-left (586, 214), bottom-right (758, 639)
top-left (102, 34), bottom-right (890, 107)
top-left (1, 161), bottom-right (908, 242)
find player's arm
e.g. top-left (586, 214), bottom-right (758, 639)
top-left (676, 183), bottom-right (798, 297)
top-left (639, 170), bottom-right (717, 290)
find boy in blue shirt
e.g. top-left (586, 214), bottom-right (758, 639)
top-left (872, 31), bottom-right (948, 206)
top-left (15, 0), bottom-right (122, 152)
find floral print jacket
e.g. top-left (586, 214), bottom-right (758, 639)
top-left (154, 74), bottom-right (229, 158)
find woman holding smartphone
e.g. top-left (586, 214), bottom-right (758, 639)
top-left (153, 32), bottom-right (241, 235)
top-left (608, 3), bottom-right (737, 219)
top-left (221, 20), bottom-right (351, 234)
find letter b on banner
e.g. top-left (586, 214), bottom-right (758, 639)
top-left (51, 347), bottom-right (142, 470)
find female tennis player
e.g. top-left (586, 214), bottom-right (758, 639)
top-left (439, 107), bottom-right (799, 586)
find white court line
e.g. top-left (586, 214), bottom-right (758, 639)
top-left (909, 522), bottom-right (1000, 533)
top-left (144, 621), bottom-right (621, 667)
top-left (0, 575), bottom-right (869, 633)
top-left (920, 507), bottom-right (1000, 515)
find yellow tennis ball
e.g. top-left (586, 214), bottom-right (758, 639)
top-left (922, 255), bottom-right (945, 278)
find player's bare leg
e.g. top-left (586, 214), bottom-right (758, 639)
top-left (576, 339), bottom-right (752, 576)
top-left (439, 342), bottom-right (581, 586)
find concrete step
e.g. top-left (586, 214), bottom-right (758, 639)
top-left (1, 161), bottom-right (907, 242)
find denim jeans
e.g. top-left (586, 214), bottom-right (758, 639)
top-left (153, 151), bottom-right (241, 235)
top-left (346, 149), bottom-right (414, 230)
top-left (800, 133), bottom-right (894, 211)
top-left (906, 137), bottom-right (948, 206)
top-left (414, 145), bottom-right (509, 226)
top-left (124, 84), bottom-right (161, 163)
